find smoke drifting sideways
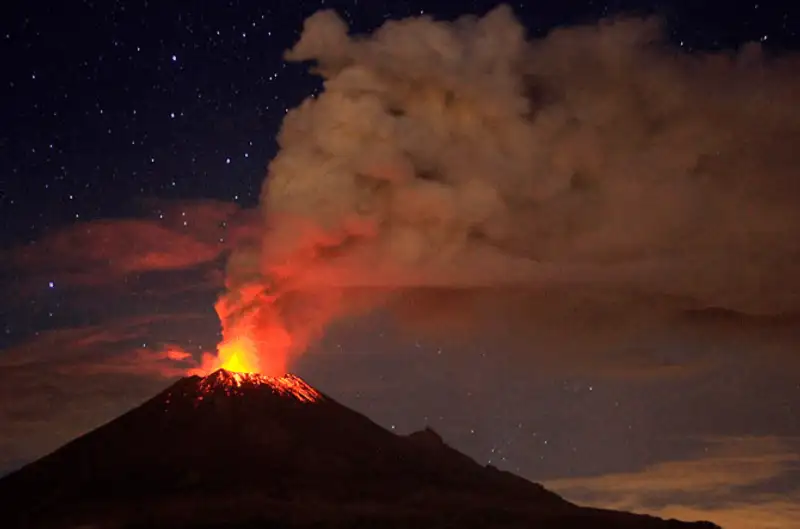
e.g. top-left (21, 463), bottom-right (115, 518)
top-left (218, 5), bottom-right (800, 374)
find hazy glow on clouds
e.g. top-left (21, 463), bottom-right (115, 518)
top-left (546, 435), bottom-right (800, 529)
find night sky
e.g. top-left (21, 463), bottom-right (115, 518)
top-left (2, 2), bottom-right (800, 528)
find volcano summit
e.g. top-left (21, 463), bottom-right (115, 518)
top-left (0, 370), bottom-right (719, 529)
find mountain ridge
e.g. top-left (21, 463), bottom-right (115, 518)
top-left (0, 369), bottom-right (721, 529)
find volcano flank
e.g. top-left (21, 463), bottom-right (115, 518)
top-left (0, 370), bottom-right (720, 529)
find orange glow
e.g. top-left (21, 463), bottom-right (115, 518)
top-left (211, 335), bottom-right (262, 374)
top-left (165, 348), bottom-right (191, 361)
top-left (171, 283), bottom-right (294, 378)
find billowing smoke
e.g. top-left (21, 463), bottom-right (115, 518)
top-left (218, 5), bottom-right (800, 373)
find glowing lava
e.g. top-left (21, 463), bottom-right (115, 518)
top-left (178, 284), bottom-right (294, 378)
top-left (216, 336), bottom-right (261, 374)
top-left (162, 286), bottom-right (317, 402)
top-left (195, 369), bottom-right (321, 403)
top-left (186, 334), bottom-right (278, 377)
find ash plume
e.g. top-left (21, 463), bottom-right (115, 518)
top-left (220, 5), bottom-right (800, 367)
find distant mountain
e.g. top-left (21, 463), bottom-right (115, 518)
top-left (0, 369), bottom-right (721, 528)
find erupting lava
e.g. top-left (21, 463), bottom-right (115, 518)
top-left (174, 284), bottom-right (294, 378)
top-left (184, 334), bottom-right (268, 377)
top-left (194, 369), bottom-right (322, 403)
top-left (207, 335), bottom-right (262, 374)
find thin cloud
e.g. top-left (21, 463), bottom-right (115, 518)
top-left (6, 199), bottom-right (256, 290)
top-left (546, 435), bottom-right (800, 529)
top-left (0, 314), bottom-right (207, 370)
top-left (59, 346), bottom-right (196, 378)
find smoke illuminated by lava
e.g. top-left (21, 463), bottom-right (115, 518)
top-left (168, 5), bottom-right (800, 376)
top-left (180, 284), bottom-right (293, 376)
top-left (189, 335), bottom-right (263, 376)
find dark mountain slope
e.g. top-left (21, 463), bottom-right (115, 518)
top-left (0, 370), bottom-right (720, 529)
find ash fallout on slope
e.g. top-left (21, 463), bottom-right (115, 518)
top-left (218, 5), bottom-right (800, 368)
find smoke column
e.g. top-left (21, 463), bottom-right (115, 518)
top-left (215, 5), bottom-right (800, 374)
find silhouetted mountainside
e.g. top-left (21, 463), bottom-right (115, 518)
top-left (0, 370), bottom-right (721, 529)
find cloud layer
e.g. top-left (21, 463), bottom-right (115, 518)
top-left (546, 435), bottom-right (800, 529)
top-left (8, 199), bottom-right (256, 290)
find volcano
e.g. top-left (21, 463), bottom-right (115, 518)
top-left (0, 370), bottom-right (719, 529)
